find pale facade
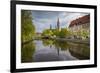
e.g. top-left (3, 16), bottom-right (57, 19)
top-left (68, 15), bottom-right (90, 39)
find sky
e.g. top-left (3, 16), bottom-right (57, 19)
top-left (32, 10), bottom-right (89, 33)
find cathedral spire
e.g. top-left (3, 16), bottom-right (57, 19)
top-left (50, 24), bottom-right (52, 30)
top-left (57, 18), bottom-right (60, 30)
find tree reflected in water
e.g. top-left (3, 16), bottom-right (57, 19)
top-left (21, 39), bottom-right (90, 63)
top-left (21, 41), bottom-right (35, 63)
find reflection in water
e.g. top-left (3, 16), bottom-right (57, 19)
top-left (21, 42), bottom-right (35, 63)
top-left (21, 39), bottom-right (90, 63)
top-left (69, 43), bottom-right (90, 59)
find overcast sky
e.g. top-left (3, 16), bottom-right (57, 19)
top-left (32, 10), bottom-right (89, 33)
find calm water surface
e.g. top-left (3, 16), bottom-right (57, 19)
top-left (21, 39), bottom-right (90, 63)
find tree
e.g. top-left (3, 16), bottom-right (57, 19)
top-left (81, 30), bottom-right (89, 39)
top-left (76, 29), bottom-right (89, 39)
top-left (42, 29), bottom-right (53, 37)
top-left (52, 29), bottom-right (59, 37)
top-left (58, 28), bottom-right (71, 38)
top-left (21, 10), bottom-right (35, 43)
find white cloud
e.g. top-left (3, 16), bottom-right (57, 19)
top-left (32, 10), bottom-right (89, 32)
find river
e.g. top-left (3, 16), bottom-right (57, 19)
top-left (21, 39), bottom-right (90, 63)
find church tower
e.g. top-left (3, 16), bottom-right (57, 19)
top-left (50, 24), bottom-right (52, 30)
top-left (57, 18), bottom-right (60, 30)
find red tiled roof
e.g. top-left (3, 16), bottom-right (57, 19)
top-left (69, 15), bottom-right (90, 27)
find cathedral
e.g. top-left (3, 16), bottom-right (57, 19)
top-left (50, 17), bottom-right (60, 31)
top-left (57, 18), bottom-right (60, 30)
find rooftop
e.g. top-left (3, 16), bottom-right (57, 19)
top-left (69, 15), bottom-right (90, 27)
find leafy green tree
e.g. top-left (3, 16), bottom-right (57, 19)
top-left (76, 29), bottom-right (89, 39)
top-left (42, 28), bottom-right (72, 38)
top-left (81, 30), bottom-right (89, 39)
top-left (52, 29), bottom-right (59, 37)
top-left (21, 10), bottom-right (35, 43)
top-left (58, 28), bottom-right (71, 38)
top-left (42, 29), bottom-right (53, 37)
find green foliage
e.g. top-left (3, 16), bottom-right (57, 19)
top-left (58, 28), bottom-right (71, 38)
top-left (42, 39), bottom-right (53, 46)
top-left (53, 40), bottom-right (71, 50)
top-left (81, 30), bottom-right (89, 38)
top-left (21, 10), bottom-right (35, 43)
top-left (76, 29), bottom-right (89, 39)
top-left (51, 29), bottom-right (59, 37)
top-left (21, 42), bottom-right (35, 63)
top-left (42, 29), bottom-right (53, 37)
top-left (41, 28), bottom-right (72, 38)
